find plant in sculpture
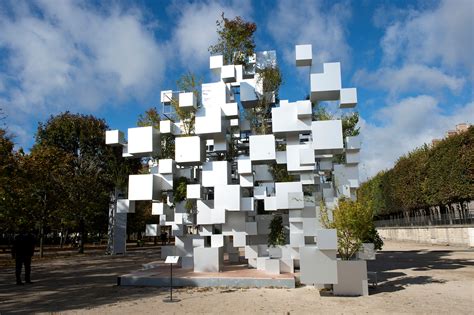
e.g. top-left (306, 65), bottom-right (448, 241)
top-left (137, 107), bottom-right (175, 159)
top-left (208, 13), bottom-right (256, 66)
top-left (321, 198), bottom-right (374, 260)
top-left (170, 72), bottom-right (201, 135)
top-left (248, 65), bottom-right (282, 135)
top-left (268, 215), bottom-right (286, 247)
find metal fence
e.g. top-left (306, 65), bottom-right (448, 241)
top-left (375, 212), bottom-right (474, 228)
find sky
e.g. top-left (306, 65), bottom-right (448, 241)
top-left (0, 0), bottom-right (473, 180)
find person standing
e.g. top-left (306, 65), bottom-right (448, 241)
top-left (11, 231), bottom-right (35, 285)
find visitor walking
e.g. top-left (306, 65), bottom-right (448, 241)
top-left (11, 231), bottom-right (35, 285)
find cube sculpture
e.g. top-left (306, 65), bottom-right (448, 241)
top-left (105, 44), bottom-right (367, 290)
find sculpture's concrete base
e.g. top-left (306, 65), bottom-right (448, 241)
top-left (118, 262), bottom-right (295, 288)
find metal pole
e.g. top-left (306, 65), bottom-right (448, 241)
top-left (170, 263), bottom-right (173, 301)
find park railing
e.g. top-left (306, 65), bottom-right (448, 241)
top-left (375, 212), bottom-right (474, 228)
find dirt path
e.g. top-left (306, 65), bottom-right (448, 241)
top-left (0, 241), bottom-right (473, 314)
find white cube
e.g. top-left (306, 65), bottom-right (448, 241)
top-left (340, 88), bottom-right (357, 108)
top-left (239, 174), bottom-right (254, 187)
top-left (128, 174), bottom-right (160, 201)
top-left (186, 184), bottom-right (202, 199)
top-left (193, 247), bottom-right (223, 272)
top-left (175, 136), bottom-right (205, 165)
top-left (295, 44), bottom-right (312, 67)
top-left (179, 92), bottom-right (197, 110)
top-left (202, 161), bottom-right (230, 187)
top-left (238, 157), bottom-right (252, 174)
top-left (127, 126), bottom-right (160, 157)
top-left (311, 120), bottom-right (344, 154)
top-left (265, 258), bottom-right (281, 275)
top-left (159, 120), bottom-right (173, 134)
top-left (210, 55), bottom-right (223, 73)
top-left (211, 234), bottom-right (224, 248)
top-left (105, 130), bottom-right (125, 146)
top-left (159, 159), bottom-right (175, 174)
top-left (221, 102), bottom-right (239, 118)
top-left (300, 247), bottom-right (338, 285)
top-left (346, 151), bottom-right (360, 164)
top-left (346, 136), bottom-right (361, 151)
top-left (241, 197), bottom-right (255, 211)
top-left (221, 65), bottom-right (236, 83)
top-left (117, 199), bottom-right (135, 213)
top-left (310, 63), bottom-right (342, 101)
top-left (316, 229), bottom-right (337, 250)
top-left (249, 135), bottom-right (276, 163)
top-left (215, 185), bottom-right (241, 211)
top-left (233, 232), bottom-right (247, 247)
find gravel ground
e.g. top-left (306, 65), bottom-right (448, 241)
top-left (0, 241), bottom-right (473, 314)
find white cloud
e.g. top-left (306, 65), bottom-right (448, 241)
top-left (359, 96), bottom-right (474, 179)
top-left (0, 0), bottom-right (165, 142)
top-left (267, 0), bottom-right (351, 66)
top-left (169, 0), bottom-right (253, 70)
top-left (353, 64), bottom-right (465, 96)
top-left (380, 0), bottom-right (474, 76)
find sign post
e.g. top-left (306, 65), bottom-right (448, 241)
top-left (164, 256), bottom-right (180, 302)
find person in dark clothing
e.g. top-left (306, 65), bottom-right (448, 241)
top-left (11, 232), bottom-right (35, 285)
top-left (160, 231), bottom-right (168, 245)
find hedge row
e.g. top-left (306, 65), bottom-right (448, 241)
top-left (358, 126), bottom-right (474, 217)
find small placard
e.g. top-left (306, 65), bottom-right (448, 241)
top-left (165, 256), bottom-right (180, 264)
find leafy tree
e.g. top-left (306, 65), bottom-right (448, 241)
top-left (35, 112), bottom-right (113, 253)
top-left (268, 215), bottom-right (286, 247)
top-left (321, 198), bottom-right (374, 260)
top-left (21, 146), bottom-right (74, 257)
top-left (208, 13), bottom-right (257, 66)
top-left (0, 129), bottom-right (21, 232)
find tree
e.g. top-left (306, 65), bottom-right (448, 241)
top-left (21, 146), bottom-right (74, 257)
top-left (35, 112), bottom-right (113, 253)
top-left (321, 199), bottom-right (374, 260)
top-left (246, 66), bottom-right (282, 134)
top-left (0, 129), bottom-right (21, 232)
top-left (208, 13), bottom-right (257, 65)
top-left (172, 72), bottom-right (202, 135)
top-left (268, 215), bottom-right (286, 247)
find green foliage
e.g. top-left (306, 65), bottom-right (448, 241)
top-left (246, 66), bottom-right (283, 135)
top-left (268, 215), bottom-right (286, 247)
top-left (358, 126), bottom-right (474, 216)
top-left (173, 177), bottom-right (188, 204)
top-left (363, 225), bottom-right (384, 251)
top-left (0, 129), bottom-right (21, 231)
top-left (171, 72), bottom-right (201, 135)
top-left (269, 163), bottom-right (295, 182)
top-left (137, 107), bottom-right (175, 159)
top-left (321, 198), bottom-right (374, 260)
top-left (208, 13), bottom-right (257, 66)
top-left (34, 112), bottom-right (116, 252)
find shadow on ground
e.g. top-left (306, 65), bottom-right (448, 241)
top-left (0, 248), bottom-right (166, 314)
top-left (368, 250), bottom-right (473, 294)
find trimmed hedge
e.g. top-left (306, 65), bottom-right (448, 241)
top-left (358, 126), bottom-right (474, 217)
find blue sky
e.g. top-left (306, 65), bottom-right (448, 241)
top-left (0, 0), bottom-right (473, 179)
